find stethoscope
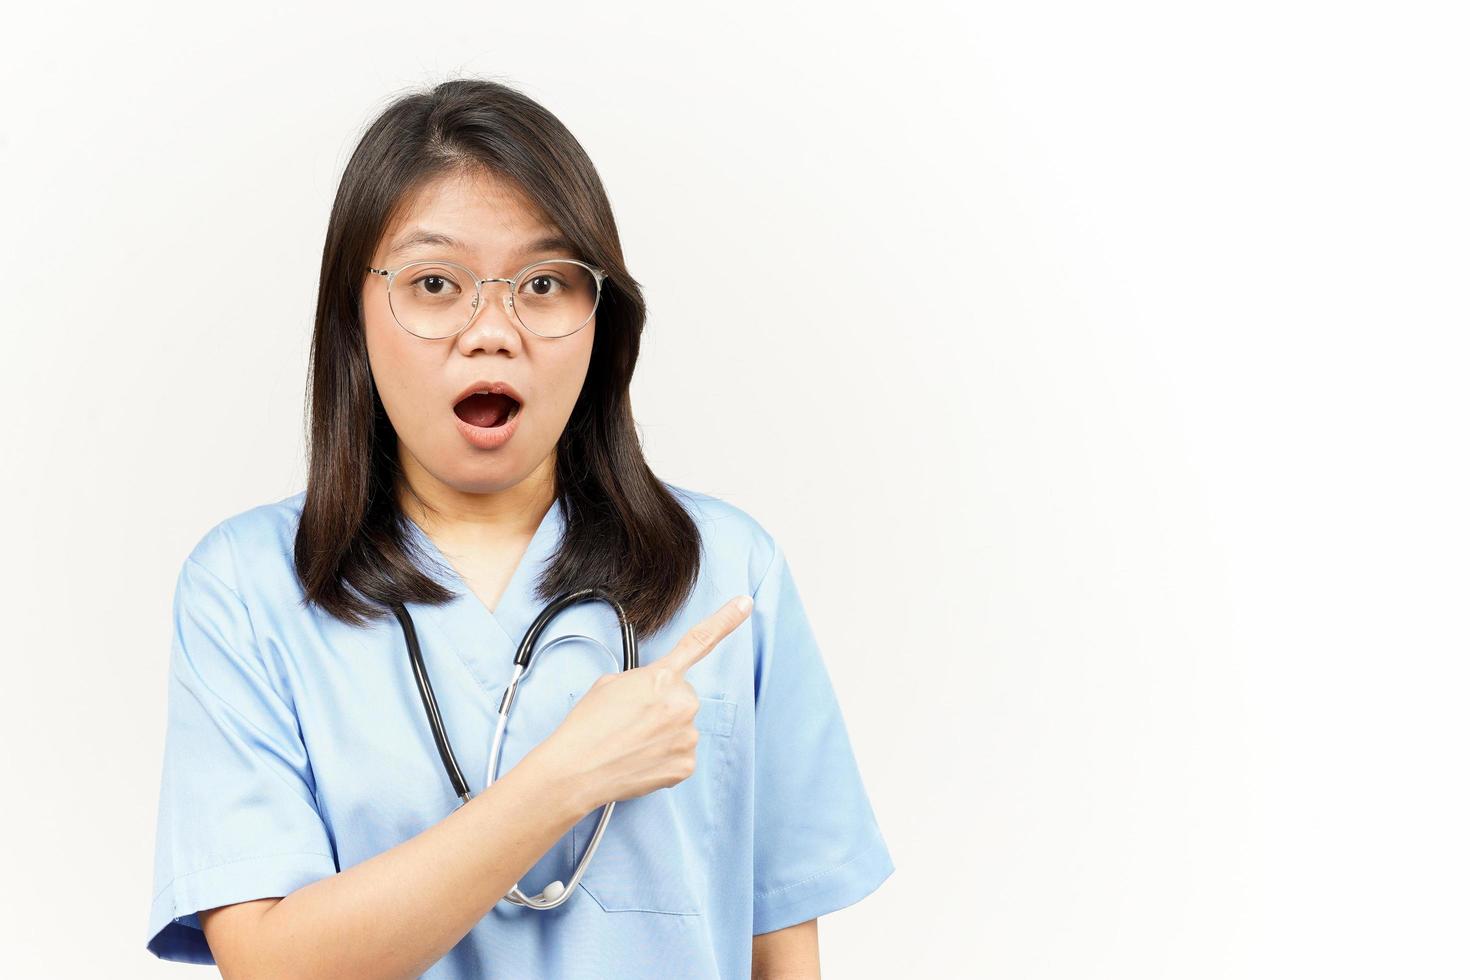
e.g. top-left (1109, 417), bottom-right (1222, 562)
top-left (388, 587), bottom-right (637, 911)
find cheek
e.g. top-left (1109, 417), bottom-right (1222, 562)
top-left (543, 332), bottom-right (595, 423)
top-left (363, 296), bottom-right (434, 434)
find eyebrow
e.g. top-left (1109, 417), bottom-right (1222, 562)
top-left (386, 229), bottom-right (578, 261)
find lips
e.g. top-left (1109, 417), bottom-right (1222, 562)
top-left (452, 381), bottom-right (523, 429)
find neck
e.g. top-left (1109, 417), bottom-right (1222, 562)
top-left (396, 449), bottom-right (557, 543)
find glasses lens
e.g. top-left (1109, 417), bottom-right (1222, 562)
top-left (389, 262), bottom-right (477, 339)
top-left (513, 261), bottom-right (600, 338)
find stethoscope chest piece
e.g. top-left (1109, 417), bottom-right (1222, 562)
top-left (391, 586), bottom-right (637, 911)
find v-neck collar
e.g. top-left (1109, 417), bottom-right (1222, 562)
top-left (401, 495), bottom-right (567, 699)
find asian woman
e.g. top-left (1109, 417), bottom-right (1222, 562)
top-left (145, 77), bottom-right (893, 979)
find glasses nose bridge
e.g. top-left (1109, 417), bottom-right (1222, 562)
top-left (469, 275), bottom-right (517, 323)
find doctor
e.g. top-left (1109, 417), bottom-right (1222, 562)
top-left (146, 77), bottom-right (894, 979)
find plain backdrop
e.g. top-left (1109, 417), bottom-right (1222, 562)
top-left (1, 1), bottom-right (1466, 977)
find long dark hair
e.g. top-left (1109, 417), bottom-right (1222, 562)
top-left (293, 77), bottom-right (702, 638)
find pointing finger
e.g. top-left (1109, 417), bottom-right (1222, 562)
top-left (662, 595), bottom-right (753, 676)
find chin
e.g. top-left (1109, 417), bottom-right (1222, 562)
top-left (443, 462), bottom-right (527, 495)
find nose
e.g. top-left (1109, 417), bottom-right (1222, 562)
top-left (457, 279), bottom-right (521, 354)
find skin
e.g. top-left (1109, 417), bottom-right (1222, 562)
top-left (753, 920), bottom-right (820, 978)
top-left (370, 168), bottom-right (820, 972)
top-left (363, 167), bottom-right (594, 610)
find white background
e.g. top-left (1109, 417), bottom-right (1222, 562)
top-left (2, 1), bottom-right (1467, 977)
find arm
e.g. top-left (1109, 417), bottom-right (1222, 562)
top-left (199, 745), bottom-right (589, 980)
top-left (751, 918), bottom-right (820, 979)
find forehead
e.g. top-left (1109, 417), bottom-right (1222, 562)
top-left (379, 169), bottom-right (561, 260)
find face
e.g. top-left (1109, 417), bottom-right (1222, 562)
top-left (363, 169), bottom-right (596, 498)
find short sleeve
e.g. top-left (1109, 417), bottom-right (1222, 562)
top-left (750, 543), bottom-right (895, 934)
top-left (146, 553), bottom-right (339, 964)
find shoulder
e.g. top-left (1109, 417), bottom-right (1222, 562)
top-left (660, 480), bottom-right (781, 590)
top-left (180, 489), bottom-right (307, 600)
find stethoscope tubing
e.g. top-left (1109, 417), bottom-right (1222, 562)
top-left (390, 586), bottom-right (637, 910)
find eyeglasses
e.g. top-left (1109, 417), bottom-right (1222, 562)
top-left (366, 257), bottom-right (608, 340)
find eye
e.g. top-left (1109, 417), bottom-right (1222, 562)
top-left (522, 273), bottom-right (566, 297)
top-left (410, 273), bottom-right (462, 298)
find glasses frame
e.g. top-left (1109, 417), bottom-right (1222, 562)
top-left (366, 257), bottom-right (608, 340)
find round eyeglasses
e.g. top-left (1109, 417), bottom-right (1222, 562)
top-left (366, 257), bottom-right (608, 340)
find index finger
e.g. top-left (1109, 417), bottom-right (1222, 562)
top-left (661, 594), bottom-right (753, 675)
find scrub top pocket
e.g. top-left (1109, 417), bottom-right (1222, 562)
top-left (566, 692), bottom-right (738, 914)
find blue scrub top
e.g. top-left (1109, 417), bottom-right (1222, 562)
top-left (146, 483), bottom-right (894, 977)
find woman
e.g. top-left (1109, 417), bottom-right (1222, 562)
top-left (145, 77), bottom-right (893, 979)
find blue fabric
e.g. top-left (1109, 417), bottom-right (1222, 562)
top-left (146, 483), bottom-right (894, 977)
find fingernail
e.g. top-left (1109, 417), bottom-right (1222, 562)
top-left (735, 595), bottom-right (753, 613)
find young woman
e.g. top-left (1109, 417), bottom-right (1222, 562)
top-left (145, 78), bottom-right (893, 979)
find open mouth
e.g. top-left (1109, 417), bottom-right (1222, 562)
top-left (453, 391), bottom-right (522, 429)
